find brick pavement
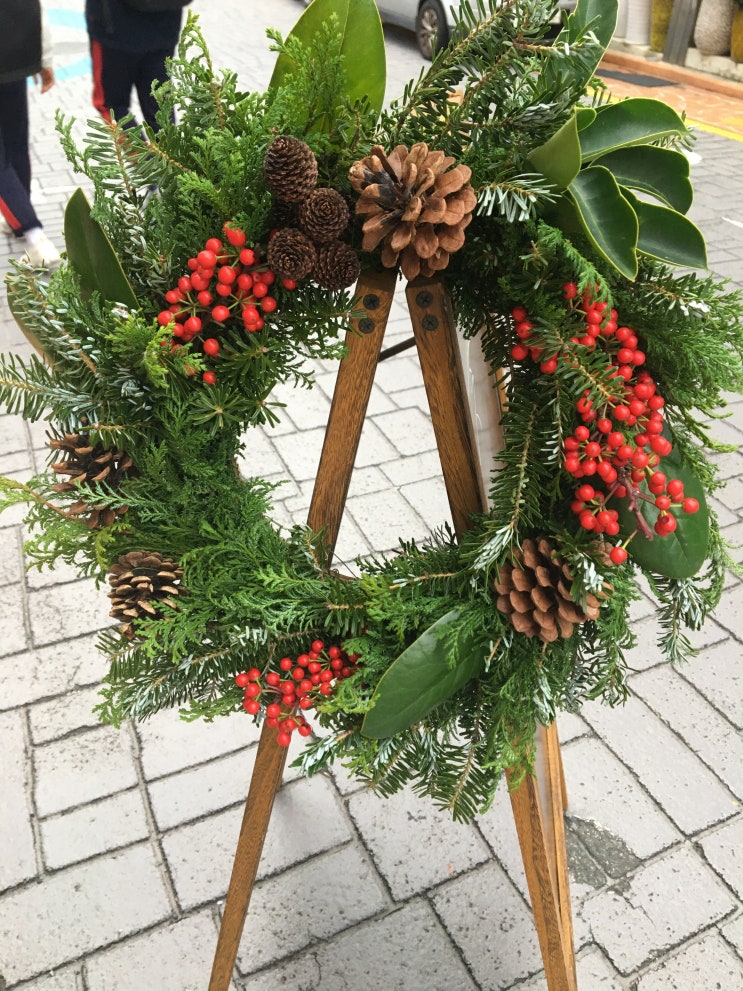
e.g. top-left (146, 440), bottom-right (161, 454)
top-left (1, 3), bottom-right (742, 989)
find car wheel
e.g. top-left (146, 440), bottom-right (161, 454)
top-left (416, 0), bottom-right (450, 60)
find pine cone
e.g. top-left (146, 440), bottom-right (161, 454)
top-left (312, 241), bottom-right (361, 291)
top-left (297, 187), bottom-right (350, 243)
top-left (264, 135), bottom-right (318, 202)
top-left (349, 143), bottom-right (477, 280)
top-left (108, 551), bottom-right (185, 640)
top-left (49, 433), bottom-right (136, 529)
top-left (494, 538), bottom-right (602, 643)
top-left (271, 200), bottom-right (299, 229)
top-left (266, 228), bottom-right (317, 281)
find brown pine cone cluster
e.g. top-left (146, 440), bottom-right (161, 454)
top-left (108, 551), bottom-right (185, 640)
top-left (263, 135), bottom-right (359, 290)
top-left (49, 433), bottom-right (136, 529)
top-left (494, 538), bottom-right (604, 643)
top-left (349, 143), bottom-right (477, 280)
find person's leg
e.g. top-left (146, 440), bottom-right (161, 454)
top-left (0, 129), bottom-right (41, 235)
top-left (0, 80), bottom-right (32, 192)
top-left (89, 40), bottom-right (136, 126)
top-left (134, 49), bottom-right (173, 132)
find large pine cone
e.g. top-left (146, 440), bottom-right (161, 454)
top-left (266, 228), bottom-right (317, 281)
top-left (349, 143), bottom-right (477, 280)
top-left (297, 188), bottom-right (350, 243)
top-left (108, 551), bottom-right (184, 640)
top-left (312, 241), bottom-right (361, 291)
top-left (264, 135), bottom-right (318, 203)
top-left (494, 538), bottom-right (603, 643)
top-left (49, 433), bottom-right (135, 529)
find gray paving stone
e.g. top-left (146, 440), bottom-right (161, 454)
top-left (0, 710), bottom-right (37, 891)
top-left (239, 898), bottom-right (477, 991)
top-left (0, 413), bottom-right (28, 455)
top-left (268, 428), bottom-right (326, 483)
top-left (0, 634), bottom-right (103, 711)
top-left (699, 814), bottom-right (743, 899)
top-left (234, 429), bottom-right (288, 480)
top-left (720, 912), bottom-right (743, 956)
top-left (27, 578), bottom-right (111, 646)
top-left (379, 447), bottom-right (443, 486)
top-left (631, 664), bottom-right (743, 799)
top-left (680, 639), bottom-right (743, 729)
top-left (236, 844), bottom-right (390, 974)
top-left (560, 735), bottom-right (680, 858)
top-left (24, 555), bottom-right (89, 589)
top-left (163, 776), bottom-right (353, 909)
top-left (270, 379), bottom-right (332, 432)
top-left (34, 724), bottom-right (139, 817)
top-left (29, 685), bottom-right (104, 743)
top-left (0, 582), bottom-right (29, 657)
top-left (374, 406), bottom-right (438, 457)
top-left (0, 844), bottom-right (171, 986)
top-left (0, 525), bottom-right (23, 586)
top-left (346, 487), bottom-right (430, 555)
top-left (581, 845), bottom-right (736, 974)
top-left (148, 735), bottom-right (304, 831)
top-left (401, 475), bottom-right (455, 530)
top-left (431, 860), bottom-right (542, 989)
top-left (635, 932), bottom-right (743, 990)
top-left (84, 910), bottom-right (225, 991)
top-left (347, 784), bottom-right (491, 901)
top-left (517, 944), bottom-right (623, 990)
top-left (40, 789), bottom-right (150, 870)
top-left (12, 964), bottom-right (85, 991)
top-left (136, 706), bottom-right (260, 780)
top-left (0, 448), bottom-right (33, 474)
top-left (579, 695), bottom-right (736, 834)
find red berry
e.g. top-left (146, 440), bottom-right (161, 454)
top-left (223, 224), bottom-right (246, 247)
top-left (197, 249), bottom-right (217, 269)
top-left (682, 497), bottom-right (700, 514)
top-left (203, 337), bottom-right (220, 357)
top-left (261, 296), bottom-right (277, 313)
top-left (667, 479), bottom-right (684, 500)
top-left (609, 546), bottom-right (628, 565)
top-left (157, 310), bottom-right (174, 326)
top-left (279, 657), bottom-right (293, 671)
top-left (266, 703), bottom-right (281, 719)
top-left (512, 305), bottom-right (528, 322)
top-left (202, 370), bottom-right (217, 385)
top-left (211, 305), bottom-right (230, 323)
top-left (311, 640), bottom-right (324, 653)
top-left (235, 672), bottom-right (251, 688)
top-left (298, 724), bottom-right (312, 737)
top-left (243, 698), bottom-right (261, 714)
top-left (244, 682), bottom-right (261, 698)
top-left (205, 238), bottom-right (223, 254)
top-left (184, 316), bottom-right (202, 336)
top-left (511, 344), bottom-right (528, 361)
top-left (218, 265), bottom-right (237, 285)
top-left (190, 274), bottom-right (210, 292)
top-left (277, 732), bottom-right (292, 747)
top-left (239, 247), bottom-right (256, 266)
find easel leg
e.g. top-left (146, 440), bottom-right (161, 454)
top-left (208, 722), bottom-right (290, 990)
top-left (209, 270), bottom-right (396, 988)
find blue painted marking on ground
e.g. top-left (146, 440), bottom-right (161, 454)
top-left (47, 9), bottom-right (87, 30)
top-left (55, 57), bottom-right (92, 82)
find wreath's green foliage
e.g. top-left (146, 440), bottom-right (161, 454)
top-left (1, 3), bottom-right (741, 820)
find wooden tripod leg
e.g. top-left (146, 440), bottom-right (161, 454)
top-left (407, 276), bottom-right (577, 991)
top-left (208, 270), bottom-right (397, 989)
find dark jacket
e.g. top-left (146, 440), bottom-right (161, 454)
top-left (0, 0), bottom-right (42, 83)
top-left (85, 0), bottom-right (183, 55)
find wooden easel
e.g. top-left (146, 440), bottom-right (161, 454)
top-left (208, 270), bottom-right (578, 991)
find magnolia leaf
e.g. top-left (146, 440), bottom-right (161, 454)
top-left (579, 99), bottom-right (690, 161)
top-left (362, 609), bottom-right (486, 739)
top-left (621, 189), bottom-right (707, 269)
top-left (6, 282), bottom-right (53, 362)
top-left (529, 113), bottom-right (582, 190)
top-left (576, 107), bottom-right (597, 131)
top-left (554, 0), bottom-right (618, 74)
top-left (595, 146), bottom-right (693, 213)
top-left (64, 189), bottom-right (138, 308)
top-left (614, 455), bottom-right (710, 579)
top-left (269, 0), bottom-right (386, 122)
top-left (568, 166), bottom-right (639, 280)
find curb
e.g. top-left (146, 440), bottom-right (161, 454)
top-left (601, 48), bottom-right (743, 99)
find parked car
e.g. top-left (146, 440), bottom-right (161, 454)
top-left (376, 1), bottom-right (576, 59)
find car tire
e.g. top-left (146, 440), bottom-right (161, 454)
top-left (416, 0), bottom-right (450, 60)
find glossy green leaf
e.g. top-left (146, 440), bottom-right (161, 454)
top-left (6, 283), bottom-right (53, 361)
top-left (576, 107), bottom-right (597, 132)
top-left (568, 166), bottom-right (639, 280)
top-left (579, 99), bottom-right (690, 161)
top-left (64, 189), bottom-right (138, 308)
top-left (554, 0), bottom-right (617, 69)
top-left (621, 189), bottom-right (707, 269)
top-left (594, 146), bottom-right (693, 213)
top-left (529, 114), bottom-right (582, 190)
top-left (362, 610), bottom-right (486, 739)
top-left (269, 0), bottom-right (386, 122)
top-left (614, 453), bottom-right (710, 579)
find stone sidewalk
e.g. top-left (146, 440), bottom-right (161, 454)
top-left (1, 2), bottom-right (742, 989)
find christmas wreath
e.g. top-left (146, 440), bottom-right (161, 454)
top-left (2, 0), bottom-right (742, 820)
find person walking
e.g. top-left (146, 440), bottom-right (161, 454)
top-left (85, 0), bottom-right (190, 134)
top-left (0, 0), bottom-right (62, 268)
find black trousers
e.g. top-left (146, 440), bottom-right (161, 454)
top-left (0, 79), bottom-right (40, 234)
top-left (90, 40), bottom-right (172, 131)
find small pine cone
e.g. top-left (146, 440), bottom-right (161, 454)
top-left (297, 187), bottom-right (350, 243)
top-left (312, 240), bottom-right (361, 291)
top-left (264, 135), bottom-right (318, 202)
top-left (49, 433), bottom-right (136, 530)
top-left (266, 228), bottom-right (317, 281)
top-left (494, 538), bottom-right (603, 643)
top-left (108, 551), bottom-right (185, 640)
top-left (349, 142), bottom-right (477, 280)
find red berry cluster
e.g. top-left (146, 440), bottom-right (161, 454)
top-left (157, 223), bottom-right (297, 386)
top-left (510, 284), bottom-right (700, 565)
top-left (234, 640), bottom-right (360, 747)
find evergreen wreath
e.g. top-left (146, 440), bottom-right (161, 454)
top-left (2, 0), bottom-right (742, 821)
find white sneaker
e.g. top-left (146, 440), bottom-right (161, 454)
top-left (22, 234), bottom-right (62, 269)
